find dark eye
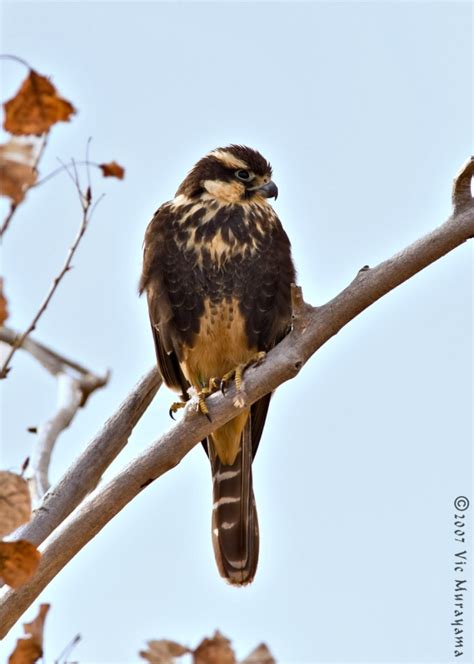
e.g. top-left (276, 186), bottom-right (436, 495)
top-left (236, 169), bottom-right (252, 181)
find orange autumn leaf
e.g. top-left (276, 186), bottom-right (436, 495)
top-left (140, 633), bottom-right (275, 664)
top-left (0, 140), bottom-right (37, 204)
top-left (241, 644), bottom-right (276, 664)
top-left (194, 631), bottom-right (236, 664)
top-left (140, 640), bottom-right (190, 664)
top-left (99, 161), bottom-right (125, 179)
top-left (0, 540), bottom-right (41, 588)
top-left (0, 470), bottom-right (32, 538)
top-left (3, 69), bottom-right (76, 136)
top-left (0, 278), bottom-right (8, 325)
top-left (8, 603), bottom-right (50, 664)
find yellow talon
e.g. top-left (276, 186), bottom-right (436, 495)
top-left (169, 400), bottom-right (186, 420)
top-left (208, 377), bottom-right (220, 392)
top-left (196, 379), bottom-right (221, 421)
top-left (220, 351), bottom-right (267, 395)
top-left (254, 351), bottom-right (266, 364)
top-left (198, 396), bottom-right (210, 419)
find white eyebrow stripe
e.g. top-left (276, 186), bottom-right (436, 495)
top-left (209, 149), bottom-right (248, 170)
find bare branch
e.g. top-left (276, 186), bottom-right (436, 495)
top-left (0, 173), bottom-right (100, 378)
top-left (0, 201), bottom-right (18, 237)
top-left (30, 160), bottom-right (100, 189)
top-left (29, 374), bottom-right (92, 502)
top-left (0, 159), bottom-right (472, 635)
top-left (54, 632), bottom-right (81, 664)
top-left (0, 326), bottom-right (110, 500)
top-left (0, 326), bottom-right (107, 380)
top-left (10, 367), bottom-right (161, 549)
top-left (0, 54), bottom-right (32, 69)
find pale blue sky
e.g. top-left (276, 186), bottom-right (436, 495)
top-left (0, 1), bottom-right (472, 662)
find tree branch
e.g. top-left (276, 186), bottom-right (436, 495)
top-left (29, 373), bottom-right (95, 502)
top-left (10, 367), bottom-right (161, 549)
top-left (0, 167), bottom-right (100, 379)
top-left (0, 326), bottom-right (110, 501)
top-left (0, 158), bottom-right (472, 636)
top-left (0, 326), bottom-right (106, 380)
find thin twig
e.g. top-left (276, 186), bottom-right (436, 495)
top-left (0, 325), bottom-right (107, 379)
top-left (31, 160), bottom-right (100, 189)
top-left (57, 158), bottom-right (83, 207)
top-left (54, 633), bottom-right (81, 664)
top-left (32, 132), bottom-right (49, 170)
top-left (85, 137), bottom-right (93, 194)
top-left (0, 53), bottom-right (32, 69)
top-left (70, 158), bottom-right (80, 201)
top-left (0, 171), bottom-right (102, 378)
top-left (0, 202), bottom-right (18, 238)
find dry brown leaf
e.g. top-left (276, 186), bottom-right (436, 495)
top-left (194, 631), bottom-right (236, 664)
top-left (0, 540), bottom-right (41, 588)
top-left (0, 140), bottom-right (37, 204)
top-left (240, 644), bottom-right (275, 664)
top-left (0, 471), bottom-right (32, 537)
top-left (8, 603), bottom-right (50, 664)
top-left (99, 161), bottom-right (125, 179)
top-left (8, 640), bottom-right (41, 664)
top-left (3, 69), bottom-right (75, 136)
top-left (140, 639), bottom-right (190, 664)
top-left (0, 278), bottom-right (8, 325)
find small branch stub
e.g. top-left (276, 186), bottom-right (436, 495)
top-left (452, 156), bottom-right (474, 212)
top-left (290, 283), bottom-right (313, 333)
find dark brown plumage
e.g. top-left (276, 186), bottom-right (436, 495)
top-left (140, 145), bottom-right (296, 585)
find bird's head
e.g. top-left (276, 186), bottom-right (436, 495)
top-left (175, 145), bottom-right (278, 204)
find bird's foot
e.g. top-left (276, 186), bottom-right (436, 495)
top-left (220, 351), bottom-right (267, 400)
top-left (169, 392), bottom-right (212, 422)
top-left (170, 377), bottom-right (221, 422)
top-left (195, 386), bottom-right (213, 422)
top-left (188, 377), bottom-right (222, 422)
top-left (169, 400), bottom-right (186, 420)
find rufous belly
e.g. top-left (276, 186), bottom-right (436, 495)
top-left (180, 297), bottom-right (255, 465)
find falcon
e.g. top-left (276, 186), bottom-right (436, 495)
top-left (140, 145), bottom-right (296, 585)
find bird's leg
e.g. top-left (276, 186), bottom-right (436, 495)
top-left (196, 377), bottom-right (223, 420)
top-left (169, 393), bottom-right (211, 421)
top-left (170, 377), bottom-right (220, 421)
top-left (220, 351), bottom-right (267, 396)
top-left (170, 356), bottom-right (264, 420)
top-left (169, 392), bottom-right (212, 420)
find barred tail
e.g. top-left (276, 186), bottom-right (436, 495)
top-left (210, 418), bottom-right (259, 586)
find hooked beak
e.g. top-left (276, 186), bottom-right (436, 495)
top-left (256, 180), bottom-right (278, 200)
